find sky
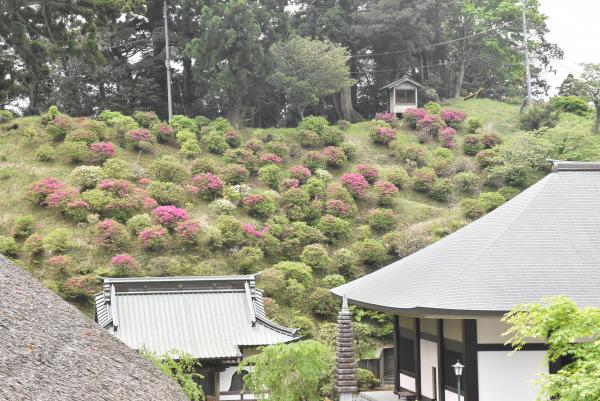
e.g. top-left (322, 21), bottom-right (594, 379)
top-left (539, 0), bottom-right (600, 94)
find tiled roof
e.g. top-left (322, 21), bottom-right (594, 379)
top-left (333, 161), bottom-right (600, 316)
top-left (95, 275), bottom-right (299, 360)
top-left (0, 256), bottom-right (188, 401)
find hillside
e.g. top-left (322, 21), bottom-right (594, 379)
top-left (0, 100), bottom-right (595, 353)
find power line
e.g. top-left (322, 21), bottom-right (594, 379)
top-left (350, 55), bottom-right (508, 74)
top-left (350, 21), bottom-right (515, 58)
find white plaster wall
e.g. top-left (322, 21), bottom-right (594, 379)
top-left (445, 389), bottom-right (464, 401)
top-left (420, 339), bottom-right (439, 400)
top-left (477, 317), bottom-right (545, 344)
top-left (399, 373), bottom-right (416, 392)
top-left (478, 350), bottom-right (547, 401)
top-left (219, 366), bottom-right (251, 393)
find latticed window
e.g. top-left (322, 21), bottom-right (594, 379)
top-left (395, 89), bottom-right (416, 104)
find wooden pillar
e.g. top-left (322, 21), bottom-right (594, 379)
top-left (393, 315), bottom-right (401, 393)
top-left (414, 318), bottom-right (422, 399)
top-left (463, 319), bottom-right (479, 401)
top-left (437, 319), bottom-right (445, 401)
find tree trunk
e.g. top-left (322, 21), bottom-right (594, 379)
top-left (454, 59), bottom-right (467, 98)
top-left (593, 102), bottom-right (600, 134)
top-left (182, 57), bottom-right (195, 116)
top-left (334, 86), bottom-right (364, 122)
top-left (227, 96), bottom-right (244, 128)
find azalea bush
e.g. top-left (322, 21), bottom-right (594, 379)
top-left (260, 153), bottom-right (284, 166)
top-left (356, 164), bottom-right (379, 184)
top-left (463, 135), bottom-right (483, 155)
top-left (220, 164), bottom-right (250, 185)
top-left (323, 146), bottom-right (347, 168)
top-left (224, 130), bottom-right (241, 148)
top-left (289, 165), bottom-right (311, 183)
top-left (61, 274), bottom-right (98, 299)
top-left (148, 181), bottom-right (185, 206)
top-left (69, 165), bottom-right (102, 189)
top-left (440, 127), bottom-right (456, 149)
top-left (153, 205), bottom-right (189, 229)
top-left (242, 223), bottom-right (270, 239)
top-left (317, 214), bottom-right (351, 242)
top-left (298, 130), bottom-right (322, 148)
top-left (370, 126), bottom-right (396, 145)
top-left (481, 132), bottom-right (502, 149)
top-left (125, 128), bottom-right (154, 151)
top-left (441, 108), bottom-right (466, 128)
top-left (96, 219), bottom-right (130, 250)
top-left (374, 180), bottom-right (398, 206)
top-left (367, 208), bottom-right (395, 231)
top-left (140, 226), bottom-right (169, 250)
top-left (258, 165), bottom-right (282, 189)
top-left (192, 173), bottom-right (224, 200)
top-left (243, 194), bottom-right (277, 218)
top-left (403, 108), bottom-right (428, 129)
top-left (175, 220), bottom-right (202, 244)
top-left (413, 167), bottom-right (437, 192)
top-left (110, 254), bottom-right (139, 276)
top-left (374, 111), bottom-right (397, 125)
top-left (89, 142), bottom-right (116, 163)
top-left (321, 126), bottom-right (345, 146)
top-left (29, 178), bottom-right (66, 205)
top-left (302, 151), bottom-right (325, 171)
top-left (340, 173), bottom-right (369, 198)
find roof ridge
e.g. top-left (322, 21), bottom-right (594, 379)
top-left (550, 160), bottom-right (600, 172)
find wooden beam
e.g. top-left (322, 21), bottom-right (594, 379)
top-left (393, 315), bottom-right (401, 393)
top-left (463, 320), bottom-right (479, 401)
top-left (437, 319), bottom-right (445, 401)
top-left (415, 318), bottom-right (422, 399)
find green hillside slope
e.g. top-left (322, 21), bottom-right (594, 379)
top-left (0, 100), bottom-right (595, 351)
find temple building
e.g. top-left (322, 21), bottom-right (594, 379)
top-left (380, 77), bottom-right (424, 114)
top-left (333, 161), bottom-right (600, 401)
top-left (95, 275), bottom-right (299, 401)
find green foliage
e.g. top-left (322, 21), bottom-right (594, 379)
top-left (101, 158), bottom-right (131, 180)
top-left (321, 274), bottom-right (345, 289)
top-left (258, 165), bottom-right (282, 189)
top-left (519, 102), bottom-right (562, 131)
top-left (81, 189), bottom-right (113, 212)
top-left (171, 115), bottom-right (198, 134)
top-left (298, 130), bottom-right (322, 148)
top-left (317, 215), bottom-right (351, 242)
top-left (550, 96), bottom-right (593, 117)
top-left (233, 246), bottom-right (264, 274)
top-left (239, 340), bottom-right (333, 401)
top-left (478, 191), bottom-right (506, 212)
top-left (460, 198), bottom-right (485, 219)
top-left (273, 261), bottom-right (313, 287)
top-left (386, 167), bottom-right (409, 189)
top-left (300, 244), bottom-right (332, 273)
top-left (43, 228), bottom-right (72, 254)
top-left (503, 297), bottom-right (600, 401)
top-left (36, 144), bottom-right (56, 162)
top-left (148, 181), bottom-right (185, 206)
top-left (22, 234), bottom-right (44, 258)
top-left (298, 116), bottom-right (329, 135)
top-left (357, 368), bottom-right (380, 391)
top-left (321, 126), bottom-right (345, 146)
top-left (60, 141), bottom-right (89, 164)
top-left (204, 131), bottom-right (229, 155)
top-left (0, 109), bottom-right (14, 123)
top-left (13, 215), bottom-right (35, 238)
top-left (141, 350), bottom-right (204, 401)
top-left (127, 213), bottom-right (153, 234)
top-left (454, 171), bottom-right (480, 193)
top-left (429, 178), bottom-right (454, 202)
top-left (413, 167), bottom-right (437, 192)
top-left (466, 117), bottom-right (483, 134)
top-left (367, 208), bottom-right (396, 231)
top-left (309, 287), bottom-right (339, 319)
top-left (423, 101), bottom-right (442, 115)
top-left (69, 165), bottom-right (102, 189)
top-left (259, 267), bottom-right (286, 297)
top-left (0, 235), bottom-right (17, 257)
top-left (290, 315), bottom-right (316, 338)
top-left (180, 139), bottom-right (202, 159)
top-left (150, 156), bottom-right (189, 183)
top-left (351, 238), bottom-right (388, 268)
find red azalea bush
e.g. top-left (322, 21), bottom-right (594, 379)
top-left (110, 253), bottom-right (139, 276)
top-left (289, 165), bottom-right (312, 183)
top-left (61, 274), bottom-right (97, 299)
top-left (192, 173), bottom-right (224, 200)
top-left (259, 153), bottom-right (284, 165)
top-left (403, 108), bottom-right (429, 129)
top-left (126, 128), bottom-right (154, 151)
top-left (89, 142), bottom-right (115, 162)
top-left (323, 146), bottom-right (347, 168)
top-left (356, 164), bottom-right (379, 183)
top-left (370, 126), bottom-right (397, 145)
top-left (140, 226), bottom-right (169, 250)
top-left (441, 108), bottom-right (466, 128)
top-left (153, 205), bottom-right (189, 228)
top-left (242, 223), bottom-right (269, 238)
top-left (416, 114), bottom-right (446, 141)
top-left (175, 220), bottom-right (202, 243)
top-left (374, 112), bottom-right (397, 125)
top-left (98, 179), bottom-right (131, 198)
top-left (481, 132), bottom-right (502, 149)
top-left (29, 178), bottom-right (66, 205)
top-left (374, 180), bottom-right (399, 206)
top-left (340, 173), bottom-right (369, 198)
top-left (154, 122), bottom-right (175, 143)
top-left (440, 127), bottom-right (457, 149)
top-left (45, 186), bottom-right (79, 208)
top-left (96, 219), bottom-right (130, 250)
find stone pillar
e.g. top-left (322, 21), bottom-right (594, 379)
top-left (336, 295), bottom-right (358, 401)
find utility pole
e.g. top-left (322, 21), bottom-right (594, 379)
top-left (521, 0), bottom-right (533, 107)
top-left (163, 0), bottom-right (173, 122)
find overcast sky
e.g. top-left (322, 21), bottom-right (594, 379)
top-left (539, 0), bottom-right (600, 94)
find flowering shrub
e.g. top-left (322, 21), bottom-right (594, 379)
top-left (403, 108), bottom-right (429, 129)
top-left (43, 228), bottom-right (73, 254)
top-left (148, 181), bottom-right (185, 206)
top-left (370, 126), bottom-right (397, 145)
top-left (243, 138), bottom-right (264, 154)
top-left (126, 128), bottom-right (154, 151)
top-left (243, 223), bottom-right (270, 238)
top-left (110, 254), bottom-right (139, 276)
top-left (29, 178), bottom-right (66, 205)
top-left (386, 167), bottom-right (409, 189)
top-left (47, 116), bottom-right (73, 141)
top-left (374, 180), bottom-right (398, 206)
top-left (298, 130), bottom-right (322, 148)
top-left (290, 165), bottom-right (312, 183)
top-left (475, 149), bottom-right (495, 169)
top-left (243, 194), bottom-right (277, 218)
top-left (192, 173), bottom-right (224, 200)
top-left (259, 153), bottom-right (284, 165)
top-left (374, 112), bottom-right (397, 125)
top-left (441, 108), bottom-right (466, 128)
top-left (175, 220), bottom-right (202, 244)
top-left (224, 130), bottom-right (241, 148)
top-left (317, 214), bottom-right (351, 242)
top-left (154, 122), bottom-right (175, 143)
top-left (98, 179), bottom-right (131, 198)
top-left (61, 274), bottom-right (97, 299)
top-left (132, 111), bottom-right (160, 128)
top-left (325, 199), bottom-right (353, 218)
top-left (220, 164), bottom-right (250, 185)
top-left (59, 141), bottom-right (89, 164)
top-left (367, 208), bottom-right (396, 231)
top-left (356, 164), bottom-right (379, 184)
top-left (302, 151), bottom-right (325, 172)
top-left (69, 165), bottom-right (102, 189)
top-left (265, 142), bottom-right (290, 158)
top-left (413, 167), bottom-right (437, 192)
top-left (481, 133), bottom-right (502, 149)
top-left (204, 130), bottom-right (229, 154)
top-left (463, 135), bottom-right (483, 155)
top-left (281, 178), bottom-right (300, 190)
top-left (46, 255), bottom-right (72, 274)
top-left (153, 205), bottom-right (189, 229)
top-left (88, 142), bottom-right (116, 164)
top-left (323, 146), bottom-right (347, 168)
top-left (258, 165), bottom-right (282, 189)
top-left (429, 178), bottom-right (454, 201)
top-left (44, 186), bottom-right (78, 209)
top-left (392, 143), bottom-right (427, 166)
top-left (209, 198), bottom-right (236, 215)
top-left (340, 173), bottom-right (369, 198)
top-left (440, 127), bottom-right (457, 149)
top-left (466, 117), bottom-right (483, 134)
top-left (140, 226), bottom-right (169, 250)
top-left (416, 114), bottom-right (446, 141)
top-left (190, 158), bottom-right (216, 175)
top-left (63, 199), bottom-right (90, 222)
top-left (96, 219), bottom-right (130, 250)
top-left (322, 126), bottom-right (345, 146)
top-left (224, 148), bottom-right (258, 172)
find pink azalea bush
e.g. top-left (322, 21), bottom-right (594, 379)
top-left (155, 122), bottom-right (175, 143)
top-left (175, 220), bottom-right (202, 243)
top-left (356, 164), bottom-right (379, 183)
top-left (140, 226), bottom-right (169, 250)
top-left (340, 173), bottom-right (369, 198)
top-left (370, 126), bottom-right (397, 145)
top-left (110, 253), bottom-right (139, 275)
top-left (374, 180), bottom-right (399, 206)
top-left (153, 205), bottom-right (189, 228)
top-left (374, 112), bottom-right (397, 125)
top-left (440, 127), bottom-right (457, 149)
top-left (289, 165), bottom-right (312, 183)
top-left (224, 130), bottom-right (241, 148)
top-left (61, 274), bottom-right (97, 298)
top-left (29, 178), bottom-right (65, 205)
top-left (46, 187), bottom-right (79, 208)
top-left (139, 177), bottom-right (151, 186)
top-left (243, 194), bottom-right (276, 218)
top-left (403, 108), bottom-right (429, 129)
top-left (126, 128), bottom-right (154, 151)
top-left (46, 255), bottom-right (72, 274)
top-left (441, 108), bottom-right (466, 128)
top-left (242, 223), bottom-right (269, 238)
top-left (325, 199), bottom-right (352, 218)
top-left (259, 153), bottom-right (284, 165)
top-left (63, 199), bottom-right (90, 222)
top-left (281, 178), bottom-right (300, 190)
top-left (96, 219), bottom-right (130, 250)
top-left (89, 142), bottom-right (115, 162)
top-left (98, 179), bottom-right (131, 198)
top-left (191, 173), bottom-right (224, 200)
top-left (323, 146), bottom-right (347, 168)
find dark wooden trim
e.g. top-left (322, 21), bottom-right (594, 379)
top-left (415, 318), bottom-right (422, 399)
top-left (437, 319), bottom-right (445, 401)
top-left (393, 315), bottom-right (401, 393)
top-left (463, 319), bottom-right (479, 401)
top-left (476, 343), bottom-right (548, 352)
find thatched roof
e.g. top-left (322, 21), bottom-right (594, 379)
top-left (0, 256), bottom-right (188, 401)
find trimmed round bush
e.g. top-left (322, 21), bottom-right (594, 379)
top-left (309, 287), bottom-right (338, 319)
top-left (171, 115), bottom-right (198, 133)
top-left (96, 219), bottom-right (130, 250)
top-left (13, 215), bottom-right (35, 239)
top-left (429, 178), bottom-right (454, 202)
top-left (36, 144), bottom-right (56, 162)
top-left (43, 228), bottom-right (73, 254)
top-left (385, 167), bottom-right (409, 189)
top-left (481, 133), bottom-right (502, 149)
top-left (153, 205), bottom-right (189, 229)
top-left (463, 135), bottom-right (483, 156)
top-left (413, 167), bottom-right (437, 192)
top-left (258, 165), bottom-right (282, 189)
top-left (340, 173), bottom-right (369, 198)
top-left (317, 215), bottom-right (351, 242)
top-left (69, 165), bottom-right (102, 189)
top-left (298, 115), bottom-right (329, 135)
top-left (290, 315), bottom-right (316, 338)
top-left (110, 254), bottom-right (140, 276)
top-left (460, 198), bottom-right (485, 219)
top-left (302, 151), bottom-right (325, 171)
top-left (479, 191), bottom-right (506, 212)
top-left (454, 171), bottom-right (480, 193)
top-left (323, 146), bottom-right (347, 168)
top-left (367, 208), bottom-right (396, 231)
top-left (150, 156), bottom-right (189, 183)
top-left (190, 158), bottom-right (216, 175)
top-left (341, 142), bottom-right (358, 160)
top-left (423, 101), bottom-right (442, 115)
top-left (392, 142), bottom-right (427, 166)
top-left (351, 238), bottom-right (388, 268)
top-left (126, 213), bottom-right (153, 234)
top-left (290, 165), bottom-right (312, 183)
top-left (192, 173), bottom-right (224, 200)
top-left (225, 148), bottom-right (258, 172)
top-left (204, 130), bottom-right (229, 154)
top-left (322, 126), bottom-right (345, 146)
top-left (233, 246), bottom-right (264, 273)
top-left (273, 261), bottom-right (313, 287)
top-left (259, 267), bottom-right (286, 297)
top-left (101, 158), bottom-right (131, 180)
top-left (374, 180), bottom-right (398, 206)
top-left (23, 234), bottom-right (44, 258)
top-left (265, 142), bottom-right (289, 158)
top-left (175, 129), bottom-right (196, 145)
top-left (357, 368), bottom-right (380, 391)
top-left (298, 130), bottom-right (322, 148)
top-left (208, 198), bottom-right (236, 215)
top-left (337, 120), bottom-right (351, 130)
top-left (60, 141), bottom-right (89, 164)
top-left (466, 117), bottom-right (483, 133)
top-left (140, 225), bottom-right (169, 250)
top-left (61, 274), bottom-right (98, 299)
top-left (148, 181), bottom-right (185, 206)
top-left (300, 243), bottom-right (332, 272)
top-left (0, 235), bottom-right (17, 257)
top-left (321, 274), bottom-right (345, 289)
top-left (0, 109), bottom-right (14, 123)
top-left (220, 164), bottom-right (250, 185)
top-left (370, 126), bottom-right (396, 145)
top-left (175, 220), bottom-right (202, 244)
top-left (441, 108), bottom-right (466, 128)
top-left (81, 188), bottom-right (113, 212)
top-left (356, 164), bottom-right (379, 184)
top-left (179, 139), bottom-right (202, 159)
top-left (243, 194), bottom-right (277, 218)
